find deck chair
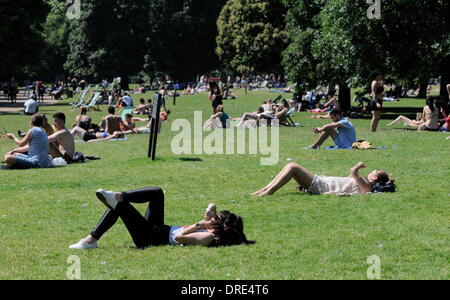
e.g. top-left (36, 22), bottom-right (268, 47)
top-left (70, 87), bottom-right (90, 110)
top-left (81, 92), bottom-right (101, 111)
top-left (273, 95), bottom-right (284, 104)
top-left (120, 107), bottom-right (134, 120)
top-left (278, 106), bottom-right (297, 127)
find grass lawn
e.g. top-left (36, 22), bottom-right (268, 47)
top-left (0, 89), bottom-right (448, 279)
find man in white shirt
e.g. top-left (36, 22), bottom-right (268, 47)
top-left (121, 93), bottom-right (133, 107)
top-left (24, 95), bottom-right (38, 115)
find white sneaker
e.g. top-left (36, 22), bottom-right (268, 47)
top-left (69, 239), bottom-right (98, 250)
top-left (96, 189), bottom-right (118, 209)
top-left (303, 146), bottom-right (320, 150)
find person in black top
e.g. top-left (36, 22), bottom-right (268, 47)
top-left (209, 81), bottom-right (223, 114)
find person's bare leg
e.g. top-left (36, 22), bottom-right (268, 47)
top-left (237, 113), bottom-right (250, 127)
top-left (371, 111), bottom-right (381, 132)
top-left (257, 163), bottom-right (316, 196)
top-left (70, 126), bottom-right (86, 139)
top-left (253, 164), bottom-right (293, 195)
top-left (388, 115), bottom-right (414, 126)
top-left (310, 127), bottom-right (338, 148)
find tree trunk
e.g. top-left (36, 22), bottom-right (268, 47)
top-left (338, 84), bottom-right (351, 114)
top-left (120, 74), bottom-right (130, 91)
top-left (440, 56), bottom-right (450, 102)
top-left (417, 78), bottom-right (429, 98)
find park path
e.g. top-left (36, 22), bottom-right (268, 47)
top-left (0, 92), bottom-right (59, 114)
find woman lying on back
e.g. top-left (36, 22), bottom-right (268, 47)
top-left (253, 162), bottom-right (395, 196)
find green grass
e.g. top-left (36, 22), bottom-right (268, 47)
top-left (0, 89), bottom-right (448, 279)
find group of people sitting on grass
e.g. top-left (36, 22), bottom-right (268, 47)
top-left (230, 98), bottom-right (294, 128)
top-left (1, 104), bottom-right (172, 169)
top-left (387, 96), bottom-right (450, 132)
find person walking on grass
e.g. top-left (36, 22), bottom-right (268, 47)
top-left (69, 187), bottom-right (254, 249)
top-left (303, 109), bottom-right (356, 149)
top-left (253, 162), bottom-right (395, 196)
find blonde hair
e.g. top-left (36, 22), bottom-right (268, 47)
top-left (217, 105), bottom-right (224, 112)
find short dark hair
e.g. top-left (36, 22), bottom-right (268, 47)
top-left (108, 106), bottom-right (115, 114)
top-left (125, 113), bottom-right (132, 119)
top-left (31, 114), bottom-right (44, 127)
top-left (330, 109), bottom-right (342, 116)
top-left (53, 112), bottom-right (66, 124)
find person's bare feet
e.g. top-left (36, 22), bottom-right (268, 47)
top-left (252, 187), bottom-right (267, 196)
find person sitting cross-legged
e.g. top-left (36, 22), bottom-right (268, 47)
top-left (304, 109), bottom-right (356, 149)
top-left (3, 114), bottom-right (52, 169)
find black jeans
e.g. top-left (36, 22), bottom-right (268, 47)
top-left (90, 187), bottom-right (171, 248)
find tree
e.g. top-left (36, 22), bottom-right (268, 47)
top-left (0, 0), bottom-right (50, 80)
top-left (283, 0), bottom-right (450, 110)
top-left (216, 0), bottom-right (288, 75)
top-left (65, 0), bottom-right (150, 89)
top-left (145, 0), bottom-right (227, 82)
top-left (40, 0), bottom-right (70, 81)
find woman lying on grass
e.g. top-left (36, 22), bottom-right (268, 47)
top-left (253, 162), bottom-right (395, 196)
top-left (70, 187), bottom-right (254, 250)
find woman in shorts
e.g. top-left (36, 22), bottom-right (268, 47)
top-left (253, 162), bottom-right (395, 196)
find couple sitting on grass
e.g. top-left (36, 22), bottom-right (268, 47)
top-left (3, 113), bottom-right (75, 169)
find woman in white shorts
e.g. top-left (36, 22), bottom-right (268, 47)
top-left (253, 162), bottom-right (395, 196)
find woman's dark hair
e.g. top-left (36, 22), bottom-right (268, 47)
top-left (370, 70), bottom-right (382, 80)
top-left (426, 96), bottom-right (435, 112)
top-left (372, 170), bottom-right (396, 193)
top-left (282, 99), bottom-right (289, 108)
top-left (210, 210), bottom-right (255, 247)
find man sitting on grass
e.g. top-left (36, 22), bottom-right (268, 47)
top-left (3, 114), bottom-right (52, 169)
top-left (304, 109), bottom-right (356, 149)
top-left (47, 113), bottom-right (75, 162)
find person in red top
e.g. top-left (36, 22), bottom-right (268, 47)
top-left (439, 106), bottom-right (450, 132)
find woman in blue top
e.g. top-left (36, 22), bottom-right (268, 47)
top-left (3, 114), bottom-right (52, 169)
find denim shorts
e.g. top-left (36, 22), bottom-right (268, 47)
top-left (13, 154), bottom-right (40, 169)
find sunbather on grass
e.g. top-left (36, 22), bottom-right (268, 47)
top-left (70, 126), bottom-right (124, 142)
top-left (253, 162), bottom-right (395, 196)
top-left (69, 187), bottom-right (254, 249)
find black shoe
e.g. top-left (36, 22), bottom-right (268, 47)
top-left (18, 130), bottom-right (26, 137)
top-left (1, 165), bottom-right (12, 170)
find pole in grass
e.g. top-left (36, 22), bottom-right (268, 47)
top-left (173, 85), bottom-right (177, 106)
top-left (148, 92), bottom-right (162, 160)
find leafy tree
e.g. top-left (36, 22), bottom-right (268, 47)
top-left (145, 0), bottom-right (227, 82)
top-left (283, 0), bottom-right (450, 110)
top-left (0, 0), bottom-right (50, 80)
top-left (40, 0), bottom-right (70, 81)
top-left (65, 0), bottom-right (150, 89)
top-left (216, 0), bottom-right (288, 75)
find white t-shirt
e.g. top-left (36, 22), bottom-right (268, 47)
top-left (307, 176), bottom-right (361, 196)
top-left (24, 99), bottom-right (38, 114)
top-left (169, 226), bottom-right (207, 246)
